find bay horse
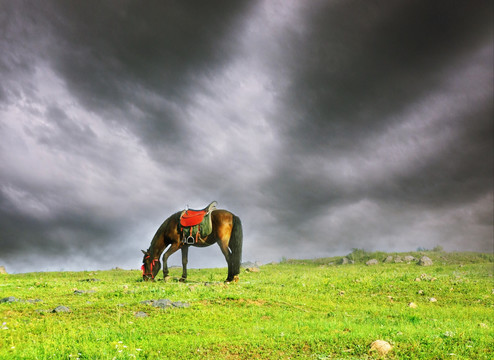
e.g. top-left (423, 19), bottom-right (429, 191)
top-left (141, 207), bottom-right (243, 282)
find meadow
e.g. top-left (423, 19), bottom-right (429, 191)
top-left (1, 250), bottom-right (493, 359)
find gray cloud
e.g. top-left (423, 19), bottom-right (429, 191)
top-left (0, 0), bottom-right (492, 273)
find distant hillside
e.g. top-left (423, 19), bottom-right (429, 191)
top-left (281, 249), bottom-right (494, 266)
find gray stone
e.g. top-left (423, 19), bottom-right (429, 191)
top-left (0, 296), bottom-right (18, 303)
top-left (384, 256), bottom-right (394, 263)
top-left (140, 300), bottom-right (154, 305)
top-left (404, 256), bottom-right (416, 263)
top-left (78, 278), bottom-right (101, 282)
top-left (26, 299), bottom-right (43, 303)
top-left (394, 256), bottom-right (403, 263)
top-left (246, 267), bottom-right (260, 273)
top-left (341, 257), bottom-right (349, 265)
top-left (152, 299), bottom-right (173, 309)
top-left (418, 256), bottom-right (433, 266)
top-left (134, 311), bottom-right (148, 318)
top-left (74, 290), bottom-right (95, 295)
top-left (172, 301), bottom-right (190, 308)
top-left (141, 299), bottom-right (190, 309)
top-left (52, 306), bottom-right (71, 313)
top-left (366, 259), bottom-right (379, 266)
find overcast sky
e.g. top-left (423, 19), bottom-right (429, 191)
top-left (1, 0), bottom-right (492, 273)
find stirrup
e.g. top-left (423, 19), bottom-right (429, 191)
top-left (185, 236), bottom-right (195, 245)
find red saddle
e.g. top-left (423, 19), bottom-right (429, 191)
top-left (179, 201), bottom-right (218, 227)
top-left (180, 209), bottom-right (207, 227)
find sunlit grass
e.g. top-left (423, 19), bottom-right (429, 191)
top-left (1, 251), bottom-right (492, 359)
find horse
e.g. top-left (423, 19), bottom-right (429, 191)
top-left (141, 206), bottom-right (243, 283)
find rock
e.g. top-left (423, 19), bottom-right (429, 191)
top-left (35, 309), bottom-right (50, 314)
top-left (152, 299), bottom-right (173, 309)
top-left (418, 256), bottom-right (433, 266)
top-left (404, 255), bottom-right (416, 263)
top-left (366, 259), bottom-right (379, 266)
top-left (370, 340), bottom-right (393, 355)
top-left (52, 306), bottom-right (71, 313)
top-left (74, 290), bottom-right (95, 295)
top-left (384, 256), bottom-right (394, 263)
top-left (408, 302), bottom-right (418, 308)
top-left (341, 257), bottom-right (349, 265)
top-left (0, 266), bottom-right (6, 274)
top-left (429, 297), bottom-right (437, 302)
top-left (141, 299), bottom-right (190, 309)
top-left (78, 278), bottom-right (101, 282)
top-left (394, 256), bottom-right (403, 263)
top-left (0, 296), bottom-right (18, 303)
top-left (171, 301), bottom-right (190, 308)
top-left (246, 267), bottom-right (260, 273)
top-left (135, 311), bottom-right (148, 318)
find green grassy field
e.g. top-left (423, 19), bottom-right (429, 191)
top-left (1, 251), bottom-right (493, 359)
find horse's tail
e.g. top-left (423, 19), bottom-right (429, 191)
top-left (230, 215), bottom-right (243, 276)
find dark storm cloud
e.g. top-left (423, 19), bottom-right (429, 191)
top-left (265, 0), bottom-right (493, 214)
top-left (0, 0), bottom-right (492, 273)
top-left (43, 0), bottom-right (254, 147)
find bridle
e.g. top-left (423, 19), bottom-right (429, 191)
top-left (141, 255), bottom-right (159, 280)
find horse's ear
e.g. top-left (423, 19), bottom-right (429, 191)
top-left (141, 250), bottom-right (147, 255)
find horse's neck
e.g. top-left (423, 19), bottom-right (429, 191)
top-left (149, 238), bottom-right (165, 259)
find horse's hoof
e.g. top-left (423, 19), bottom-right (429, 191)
top-left (179, 277), bottom-right (187, 283)
top-left (225, 275), bottom-right (239, 284)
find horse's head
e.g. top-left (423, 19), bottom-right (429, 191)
top-left (141, 250), bottom-right (161, 281)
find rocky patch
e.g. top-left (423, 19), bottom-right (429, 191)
top-left (140, 299), bottom-right (190, 309)
top-left (1, 297), bottom-right (42, 304)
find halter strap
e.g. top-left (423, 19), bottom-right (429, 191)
top-left (141, 257), bottom-right (159, 279)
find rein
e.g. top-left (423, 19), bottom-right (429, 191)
top-left (141, 255), bottom-right (159, 279)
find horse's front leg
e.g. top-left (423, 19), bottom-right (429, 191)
top-left (162, 243), bottom-right (180, 281)
top-left (180, 246), bottom-right (189, 282)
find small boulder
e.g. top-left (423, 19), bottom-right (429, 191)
top-left (340, 257), bottom-right (349, 265)
top-left (0, 266), bottom-right (7, 274)
top-left (370, 340), bottom-right (392, 355)
top-left (134, 311), bottom-right (148, 318)
top-left (246, 267), bottom-right (260, 273)
top-left (0, 296), bottom-right (18, 303)
top-left (152, 299), bottom-right (173, 309)
top-left (394, 256), bottom-right (403, 263)
top-left (366, 259), bottom-right (379, 266)
top-left (418, 256), bottom-right (433, 266)
top-left (384, 256), bottom-right (394, 263)
top-left (52, 306), bottom-right (71, 313)
top-left (404, 255), bottom-right (416, 263)
top-left (408, 302), bottom-right (418, 308)
top-left (171, 301), bottom-right (190, 308)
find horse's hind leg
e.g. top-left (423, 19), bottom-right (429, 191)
top-left (180, 246), bottom-right (188, 282)
top-left (217, 239), bottom-right (234, 282)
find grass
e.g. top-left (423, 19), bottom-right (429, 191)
top-left (0, 251), bottom-right (493, 359)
